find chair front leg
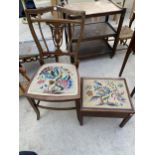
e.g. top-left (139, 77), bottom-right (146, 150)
top-left (27, 97), bottom-right (40, 120)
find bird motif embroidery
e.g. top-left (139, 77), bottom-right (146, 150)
top-left (37, 66), bottom-right (73, 94)
top-left (86, 80), bottom-right (126, 107)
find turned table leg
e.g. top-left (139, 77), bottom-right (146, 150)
top-left (112, 9), bottom-right (126, 58)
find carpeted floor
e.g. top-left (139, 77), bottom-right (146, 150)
top-left (19, 49), bottom-right (135, 155)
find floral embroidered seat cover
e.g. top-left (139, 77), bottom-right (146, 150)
top-left (28, 63), bottom-right (78, 96)
top-left (83, 78), bottom-right (132, 109)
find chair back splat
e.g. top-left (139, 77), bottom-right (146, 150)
top-left (25, 6), bottom-right (85, 66)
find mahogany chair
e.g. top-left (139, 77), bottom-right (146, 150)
top-left (24, 6), bottom-right (85, 122)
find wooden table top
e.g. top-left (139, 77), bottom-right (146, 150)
top-left (64, 0), bottom-right (122, 16)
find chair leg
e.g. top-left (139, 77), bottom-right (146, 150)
top-left (75, 99), bottom-right (83, 125)
top-left (120, 39), bottom-right (123, 45)
top-left (119, 50), bottom-right (131, 77)
top-left (111, 36), bottom-right (119, 58)
top-left (39, 58), bottom-right (44, 66)
top-left (123, 39), bottom-right (127, 45)
top-left (119, 114), bottom-right (133, 128)
top-left (55, 56), bottom-right (59, 62)
top-left (27, 97), bottom-right (40, 120)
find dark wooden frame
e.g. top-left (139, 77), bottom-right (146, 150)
top-left (79, 77), bottom-right (135, 128)
top-left (21, 6), bottom-right (85, 66)
top-left (102, 2), bottom-right (134, 51)
top-left (24, 6), bottom-right (85, 122)
top-left (118, 11), bottom-right (135, 49)
top-left (25, 68), bottom-right (81, 120)
top-left (64, 0), bottom-right (126, 58)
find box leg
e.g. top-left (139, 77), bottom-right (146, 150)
top-left (79, 114), bottom-right (83, 126)
top-left (119, 114), bottom-right (133, 128)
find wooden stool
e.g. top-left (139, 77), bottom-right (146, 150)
top-left (80, 77), bottom-right (135, 128)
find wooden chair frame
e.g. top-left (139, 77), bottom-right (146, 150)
top-left (25, 6), bottom-right (85, 66)
top-left (108, 10), bottom-right (135, 51)
top-left (24, 6), bottom-right (85, 122)
top-left (119, 31), bottom-right (135, 97)
top-left (118, 11), bottom-right (135, 50)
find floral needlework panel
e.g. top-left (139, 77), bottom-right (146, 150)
top-left (28, 63), bottom-right (78, 96)
top-left (83, 79), bottom-right (132, 109)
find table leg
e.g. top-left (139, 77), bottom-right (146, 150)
top-left (105, 15), bottom-right (109, 22)
top-left (119, 31), bottom-right (135, 77)
top-left (112, 9), bottom-right (126, 58)
top-left (27, 97), bottom-right (40, 120)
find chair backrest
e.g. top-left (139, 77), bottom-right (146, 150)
top-left (25, 6), bottom-right (85, 66)
top-left (129, 11), bottom-right (135, 28)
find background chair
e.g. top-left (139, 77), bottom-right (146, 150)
top-left (119, 31), bottom-right (135, 97)
top-left (108, 0), bottom-right (134, 50)
top-left (25, 6), bottom-right (85, 65)
top-left (25, 6), bottom-right (85, 122)
top-left (119, 11), bottom-right (135, 48)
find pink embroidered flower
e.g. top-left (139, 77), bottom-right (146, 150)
top-left (58, 80), bottom-right (68, 88)
top-left (37, 80), bottom-right (45, 84)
